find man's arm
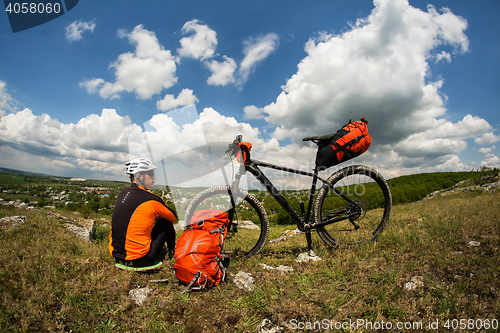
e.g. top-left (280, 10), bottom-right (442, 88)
top-left (153, 200), bottom-right (177, 222)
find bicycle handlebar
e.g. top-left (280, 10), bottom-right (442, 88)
top-left (225, 135), bottom-right (243, 156)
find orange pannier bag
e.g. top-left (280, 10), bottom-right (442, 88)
top-left (315, 118), bottom-right (372, 169)
top-left (172, 210), bottom-right (230, 292)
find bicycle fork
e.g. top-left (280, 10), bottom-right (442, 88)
top-left (283, 166), bottom-right (322, 254)
top-left (297, 200), bottom-right (313, 252)
top-left (300, 167), bottom-right (321, 253)
top-left (223, 166), bottom-right (244, 233)
top-left (291, 199), bottom-right (314, 253)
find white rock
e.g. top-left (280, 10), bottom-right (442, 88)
top-left (259, 263), bottom-right (294, 273)
top-left (174, 221), bottom-right (187, 232)
top-left (295, 251), bottom-right (322, 263)
top-left (129, 287), bottom-right (152, 305)
top-left (269, 229), bottom-right (303, 243)
top-left (64, 219), bottom-right (95, 241)
top-left (467, 241), bottom-right (481, 247)
top-left (238, 220), bottom-right (260, 230)
top-left (0, 215), bottom-right (27, 228)
top-left (257, 318), bottom-right (285, 333)
top-left (404, 276), bottom-right (424, 291)
top-left (232, 271), bottom-right (255, 292)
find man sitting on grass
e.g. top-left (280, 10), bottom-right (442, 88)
top-left (109, 158), bottom-right (177, 268)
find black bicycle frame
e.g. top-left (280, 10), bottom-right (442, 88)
top-left (238, 159), bottom-right (359, 231)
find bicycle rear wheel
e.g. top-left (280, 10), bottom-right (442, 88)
top-left (184, 185), bottom-right (269, 257)
top-left (314, 165), bottom-right (392, 247)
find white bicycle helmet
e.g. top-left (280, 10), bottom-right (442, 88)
top-left (125, 158), bottom-right (157, 175)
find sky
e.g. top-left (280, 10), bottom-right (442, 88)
top-left (1, 0), bottom-right (499, 189)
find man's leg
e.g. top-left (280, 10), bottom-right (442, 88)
top-left (148, 218), bottom-right (175, 260)
top-left (130, 218), bottom-right (175, 267)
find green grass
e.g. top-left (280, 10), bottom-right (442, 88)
top-left (0, 190), bottom-right (499, 332)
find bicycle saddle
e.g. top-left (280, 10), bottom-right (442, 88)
top-left (302, 134), bottom-right (334, 142)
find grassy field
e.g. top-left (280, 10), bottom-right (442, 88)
top-left (0, 189), bottom-right (499, 332)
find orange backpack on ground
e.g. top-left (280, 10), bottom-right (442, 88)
top-left (316, 118), bottom-right (372, 169)
top-left (173, 210), bottom-right (230, 292)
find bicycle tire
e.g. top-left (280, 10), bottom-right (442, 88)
top-left (184, 185), bottom-right (269, 257)
top-left (314, 165), bottom-right (392, 247)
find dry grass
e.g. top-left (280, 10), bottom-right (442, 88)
top-left (0, 190), bottom-right (499, 332)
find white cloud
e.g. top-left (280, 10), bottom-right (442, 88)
top-left (65, 19), bottom-right (96, 42)
top-left (0, 80), bottom-right (12, 116)
top-left (238, 33), bottom-right (279, 85)
top-left (421, 115), bottom-right (491, 140)
top-left (176, 20), bottom-right (277, 87)
top-left (156, 89), bottom-right (198, 112)
top-left (206, 56), bottom-right (237, 86)
top-left (478, 145), bottom-right (496, 154)
top-left (243, 105), bottom-right (264, 120)
top-left (204, 32), bottom-right (279, 87)
top-left (428, 5), bottom-right (469, 52)
top-left (126, 106), bottom-right (266, 187)
top-left (481, 153), bottom-right (500, 168)
top-left (474, 132), bottom-right (500, 146)
top-left (198, 107), bottom-right (262, 143)
top-left (10, 2), bottom-right (488, 183)
top-left (243, 0), bottom-right (476, 175)
top-left (435, 51), bottom-right (451, 63)
top-left (80, 25), bottom-right (178, 99)
top-left (177, 19), bottom-right (217, 60)
top-left (80, 20), bottom-right (280, 98)
top-left (476, 144), bottom-right (500, 169)
top-left (79, 78), bottom-right (105, 94)
top-left (0, 108), bottom-right (139, 178)
top-left (0, 103), bottom-right (270, 185)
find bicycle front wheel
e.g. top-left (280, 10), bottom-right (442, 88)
top-left (184, 186), bottom-right (269, 257)
top-left (314, 165), bottom-right (392, 248)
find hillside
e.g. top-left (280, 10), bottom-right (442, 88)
top-left (0, 170), bottom-right (499, 332)
top-left (386, 171), bottom-right (472, 205)
top-left (0, 168), bottom-right (484, 223)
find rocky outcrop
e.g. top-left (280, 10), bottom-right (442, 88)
top-left (423, 175), bottom-right (500, 201)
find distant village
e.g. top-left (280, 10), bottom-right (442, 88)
top-left (0, 170), bottom-right (310, 223)
top-left (1, 185), bottom-right (110, 210)
top-left (0, 176), bottom-right (178, 216)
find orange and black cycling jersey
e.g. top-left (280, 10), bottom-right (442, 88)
top-left (109, 183), bottom-right (177, 261)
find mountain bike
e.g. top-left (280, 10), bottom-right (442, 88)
top-left (184, 134), bottom-right (392, 257)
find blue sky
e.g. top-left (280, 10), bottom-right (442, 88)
top-left (0, 0), bottom-right (499, 187)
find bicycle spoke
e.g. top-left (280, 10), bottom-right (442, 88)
top-left (315, 165), bottom-right (392, 247)
top-left (184, 186), bottom-right (269, 257)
